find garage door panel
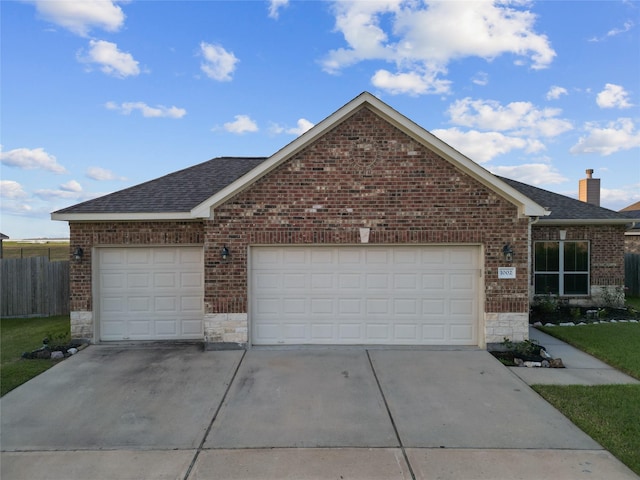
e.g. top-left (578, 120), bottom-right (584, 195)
top-left (422, 325), bottom-right (446, 341)
top-left (366, 298), bottom-right (389, 314)
top-left (98, 247), bottom-right (203, 341)
top-left (366, 323), bottom-right (390, 340)
top-left (311, 323), bottom-right (334, 339)
top-left (311, 274), bottom-right (333, 288)
top-left (251, 246), bottom-right (480, 345)
top-left (127, 250), bottom-right (150, 264)
top-left (128, 297), bottom-right (150, 311)
top-left (339, 324), bottom-right (361, 339)
top-left (422, 274), bottom-right (445, 289)
top-left (311, 298), bottom-right (334, 315)
top-left (126, 273), bottom-right (150, 289)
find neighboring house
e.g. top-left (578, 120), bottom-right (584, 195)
top-left (620, 201), bottom-right (640, 254)
top-left (52, 92), bottom-right (631, 349)
top-left (0, 233), bottom-right (8, 259)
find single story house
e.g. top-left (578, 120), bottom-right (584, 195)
top-left (52, 92), bottom-right (632, 349)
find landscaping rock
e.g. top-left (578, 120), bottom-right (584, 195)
top-left (550, 358), bottom-right (565, 368)
top-left (50, 351), bottom-right (64, 360)
top-left (67, 347), bottom-right (78, 355)
top-left (559, 322), bottom-right (575, 326)
top-left (533, 321), bottom-right (543, 327)
top-left (541, 360), bottom-right (550, 368)
top-left (514, 358), bottom-right (524, 367)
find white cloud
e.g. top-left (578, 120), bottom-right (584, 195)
top-left (601, 186), bottom-right (640, 206)
top-left (472, 71), bottom-right (489, 86)
top-left (489, 163), bottom-right (568, 185)
top-left (86, 166), bottom-right (126, 181)
top-left (0, 146), bottom-right (67, 173)
top-left (596, 83), bottom-right (633, 109)
top-left (570, 118), bottom-right (640, 156)
top-left (286, 118), bottom-right (314, 136)
top-left (446, 98), bottom-right (573, 137)
top-left (589, 20), bottom-right (634, 42)
top-left (323, 1), bottom-right (555, 95)
top-left (27, 0), bottom-right (125, 37)
top-left (105, 101), bottom-right (186, 118)
top-left (0, 180), bottom-right (28, 199)
top-left (546, 86), bottom-right (567, 100)
top-left (432, 128), bottom-right (544, 163)
top-left (268, 0), bottom-right (289, 19)
top-left (78, 40), bottom-right (140, 78)
top-left (371, 69), bottom-right (450, 95)
top-left (60, 180), bottom-right (82, 192)
top-left (200, 42), bottom-right (238, 81)
top-left (223, 115), bottom-right (259, 134)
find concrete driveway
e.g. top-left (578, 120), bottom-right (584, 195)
top-left (1, 344), bottom-right (637, 479)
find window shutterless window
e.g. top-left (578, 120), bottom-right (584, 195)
top-left (534, 241), bottom-right (589, 295)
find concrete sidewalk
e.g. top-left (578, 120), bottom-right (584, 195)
top-left (510, 327), bottom-right (640, 386)
top-left (2, 342), bottom-right (638, 480)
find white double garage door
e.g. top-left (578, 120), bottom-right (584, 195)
top-left (97, 245), bottom-right (481, 345)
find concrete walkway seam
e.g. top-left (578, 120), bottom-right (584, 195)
top-left (183, 349), bottom-right (247, 480)
top-left (366, 349), bottom-right (416, 480)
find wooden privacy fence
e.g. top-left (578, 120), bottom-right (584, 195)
top-left (1, 257), bottom-right (70, 317)
top-left (626, 253), bottom-right (640, 297)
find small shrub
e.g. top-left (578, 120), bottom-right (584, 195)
top-left (502, 337), bottom-right (541, 356)
top-left (535, 294), bottom-right (559, 314)
top-left (570, 307), bottom-right (582, 320)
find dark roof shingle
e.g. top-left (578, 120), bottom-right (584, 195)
top-left (54, 157), bottom-right (267, 214)
top-left (499, 176), bottom-right (631, 221)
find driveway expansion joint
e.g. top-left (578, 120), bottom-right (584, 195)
top-left (183, 349), bottom-right (247, 480)
top-left (366, 349), bottom-right (416, 480)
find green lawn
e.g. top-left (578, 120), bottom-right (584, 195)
top-left (539, 322), bottom-right (640, 380)
top-left (534, 321), bottom-right (640, 475)
top-left (1, 316), bottom-right (70, 396)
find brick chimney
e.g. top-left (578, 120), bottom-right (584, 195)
top-left (579, 169), bottom-right (600, 207)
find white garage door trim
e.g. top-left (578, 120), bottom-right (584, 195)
top-left (250, 245), bottom-right (481, 346)
top-left (96, 246), bottom-right (204, 341)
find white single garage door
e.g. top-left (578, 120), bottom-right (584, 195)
top-left (97, 247), bottom-right (204, 341)
top-left (251, 246), bottom-right (480, 345)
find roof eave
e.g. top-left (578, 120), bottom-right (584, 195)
top-left (51, 212), bottom-right (194, 222)
top-left (536, 218), bottom-right (633, 226)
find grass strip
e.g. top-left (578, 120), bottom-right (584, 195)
top-left (539, 322), bottom-right (640, 380)
top-left (533, 384), bottom-right (640, 476)
top-left (1, 316), bottom-right (70, 396)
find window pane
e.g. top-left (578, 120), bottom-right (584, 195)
top-left (535, 274), bottom-right (559, 295)
top-left (535, 242), bottom-right (559, 271)
top-left (564, 242), bottom-right (589, 272)
top-left (564, 274), bottom-right (588, 295)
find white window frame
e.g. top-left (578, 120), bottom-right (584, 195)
top-left (534, 240), bottom-right (590, 296)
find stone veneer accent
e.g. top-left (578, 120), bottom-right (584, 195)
top-left (484, 312), bottom-right (529, 344)
top-left (204, 313), bottom-right (248, 346)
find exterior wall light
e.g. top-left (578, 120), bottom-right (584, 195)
top-left (502, 243), bottom-right (514, 263)
top-left (221, 245), bottom-right (230, 261)
top-left (73, 247), bottom-right (84, 262)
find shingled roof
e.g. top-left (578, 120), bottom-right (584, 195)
top-left (53, 157), bottom-right (267, 215)
top-left (498, 176), bottom-right (632, 223)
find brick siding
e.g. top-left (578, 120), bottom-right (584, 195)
top-left (204, 107), bottom-right (531, 343)
top-left (531, 224), bottom-right (626, 305)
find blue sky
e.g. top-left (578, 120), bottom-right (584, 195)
top-left (1, 0), bottom-right (639, 239)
